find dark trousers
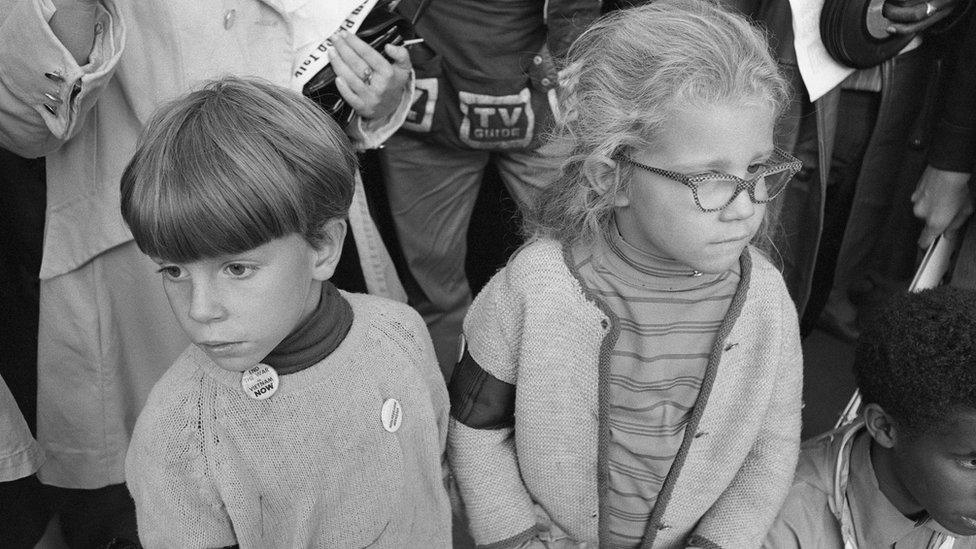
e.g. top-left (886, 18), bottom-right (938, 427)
top-left (800, 90), bottom-right (880, 335)
top-left (0, 150), bottom-right (48, 548)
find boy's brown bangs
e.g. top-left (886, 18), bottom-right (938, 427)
top-left (127, 154), bottom-right (304, 263)
top-left (120, 77), bottom-right (357, 262)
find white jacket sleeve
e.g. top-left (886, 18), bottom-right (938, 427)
top-left (0, 0), bottom-right (124, 158)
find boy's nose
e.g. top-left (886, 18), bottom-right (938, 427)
top-left (188, 282), bottom-right (226, 323)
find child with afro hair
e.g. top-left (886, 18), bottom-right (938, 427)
top-left (766, 286), bottom-right (976, 548)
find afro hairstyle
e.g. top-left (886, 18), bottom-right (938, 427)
top-left (854, 286), bottom-right (976, 433)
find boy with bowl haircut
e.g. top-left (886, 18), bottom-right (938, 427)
top-left (120, 77), bottom-right (451, 548)
top-left (765, 286), bottom-right (976, 548)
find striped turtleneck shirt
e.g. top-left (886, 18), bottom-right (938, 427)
top-left (571, 219), bottom-right (740, 548)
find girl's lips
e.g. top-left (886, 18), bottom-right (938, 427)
top-left (715, 234), bottom-right (751, 244)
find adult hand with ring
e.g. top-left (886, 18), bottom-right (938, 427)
top-left (882, 0), bottom-right (958, 34)
top-left (328, 29), bottom-right (412, 121)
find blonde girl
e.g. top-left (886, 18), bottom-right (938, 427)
top-left (447, 1), bottom-right (804, 548)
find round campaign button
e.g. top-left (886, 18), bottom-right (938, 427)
top-left (241, 364), bottom-right (279, 400)
top-left (381, 398), bottom-right (402, 433)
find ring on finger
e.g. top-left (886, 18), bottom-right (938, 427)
top-left (361, 67), bottom-right (373, 85)
top-left (925, 1), bottom-right (936, 16)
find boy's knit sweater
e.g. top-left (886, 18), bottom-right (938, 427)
top-left (448, 239), bottom-right (803, 549)
top-left (125, 292), bottom-right (451, 548)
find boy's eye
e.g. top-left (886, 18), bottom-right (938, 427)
top-left (157, 266), bottom-right (185, 280)
top-left (958, 459), bottom-right (976, 470)
top-left (225, 263), bottom-right (254, 278)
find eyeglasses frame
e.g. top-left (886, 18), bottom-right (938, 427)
top-left (619, 147), bottom-right (803, 213)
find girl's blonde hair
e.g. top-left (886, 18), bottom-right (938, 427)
top-left (527, 0), bottom-right (790, 245)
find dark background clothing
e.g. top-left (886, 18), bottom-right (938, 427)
top-left (0, 149), bottom-right (49, 547)
top-left (928, 8), bottom-right (976, 179)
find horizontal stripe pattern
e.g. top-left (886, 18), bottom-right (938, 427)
top-left (574, 222), bottom-right (738, 548)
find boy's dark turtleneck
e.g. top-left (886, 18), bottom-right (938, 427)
top-left (261, 281), bottom-right (352, 375)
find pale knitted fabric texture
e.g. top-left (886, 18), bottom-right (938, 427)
top-left (448, 239), bottom-right (803, 549)
top-left (126, 292), bottom-right (451, 549)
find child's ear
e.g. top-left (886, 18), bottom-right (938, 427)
top-left (863, 402), bottom-right (898, 449)
top-left (310, 218), bottom-right (347, 281)
top-left (612, 188), bottom-right (631, 208)
top-left (585, 158), bottom-right (630, 207)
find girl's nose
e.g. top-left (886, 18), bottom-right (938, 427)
top-left (721, 184), bottom-right (758, 221)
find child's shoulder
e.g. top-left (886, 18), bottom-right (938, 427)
top-left (792, 423), bottom-right (864, 496)
top-left (342, 291), bottom-right (425, 330)
top-left (746, 246), bottom-right (785, 284)
top-left (743, 246), bottom-right (795, 310)
top-left (506, 237), bottom-right (567, 272)
top-left (341, 291), bottom-right (431, 351)
top-left (490, 238), bottom-right (577, 294)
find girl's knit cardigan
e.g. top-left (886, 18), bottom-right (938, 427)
top-left (448, 239), bottom-right (803, 549)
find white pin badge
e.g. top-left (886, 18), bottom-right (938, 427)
top-left (381, 398), bottom-right (403, 433)
top-left (241, 364), bottom-right (279, 400)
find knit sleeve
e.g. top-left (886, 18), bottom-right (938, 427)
top-left (125, 372), bottom-right (237, 549)
top-left (448, 266), bottom-right (539, 549)
top-left (405, 303), bottom-right (452, 487)
top-left (688, 280), bottom-right (803, 549)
